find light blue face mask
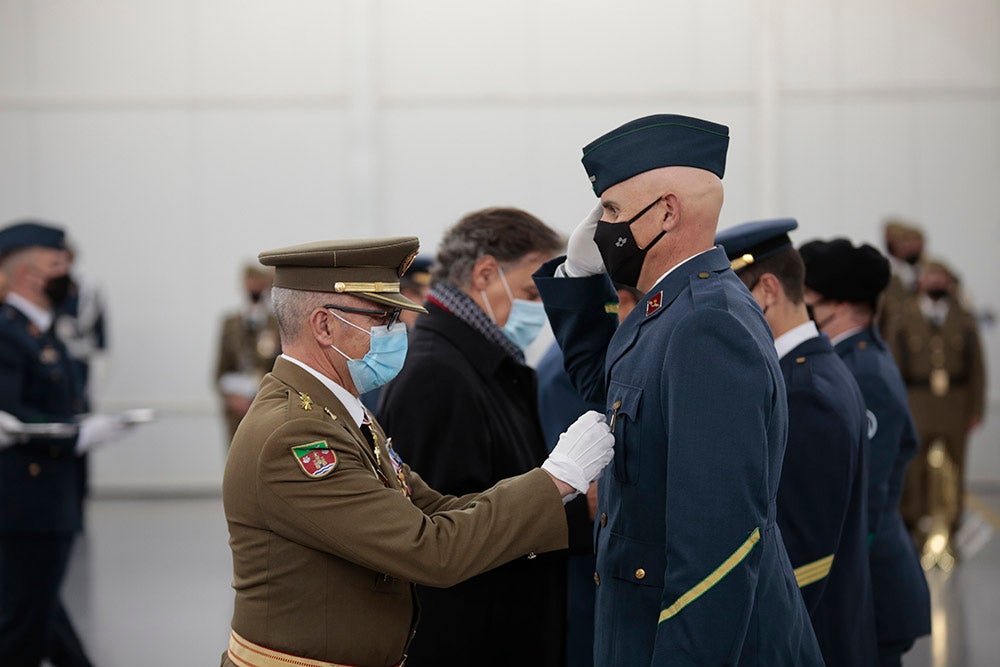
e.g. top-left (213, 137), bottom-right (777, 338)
top-left (328, 311), bottom-right (408, 394)
top-left (481, 266), bottom-right (548, 351)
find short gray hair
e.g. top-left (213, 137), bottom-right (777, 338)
top-left (271, 286), bottom-right (330, 344)
top-left (432, 207), bottom-right (564, 288)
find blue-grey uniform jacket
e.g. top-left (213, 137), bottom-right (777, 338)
top-left (834, 328), bottom-right (931, 647)
top-left (534, 247), bottom-right (822, 666)
top-left (0, 303), bottom-right (84, 534)
top-left (778, 334), bottom-right (878, 666)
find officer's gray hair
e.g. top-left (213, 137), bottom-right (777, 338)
top-left (432, 207), bottom-right (564, 288)
top-left (271, 286), bottom-right (331, 343)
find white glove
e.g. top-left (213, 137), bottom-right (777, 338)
top-left (77, 414), bottom-right (130, 454)
top-left (563, 203), bottom-right (606, 277)
top-left (0, 411), bottom-right (24, 449)
top-left (542, 410), bottom-right (614, 501)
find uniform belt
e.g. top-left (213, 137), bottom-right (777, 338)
top-left (228, 630), bottom-right (406, 667)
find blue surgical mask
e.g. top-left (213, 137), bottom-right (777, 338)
top-left (481, 266), bottom-right (547, 351)
top-left (328, 311), bottom-right (408, 394)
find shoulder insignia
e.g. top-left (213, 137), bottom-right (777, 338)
top-left (866, 409), bottom-right (878, 439)
top-left (291, 441), bottom-right (337, 478)
top-left (604, 302), bottom-right (620, 315)
top-left (298, 392), bottom-right (314, 411)
top-left (645, 291), bottom-right (663, 317)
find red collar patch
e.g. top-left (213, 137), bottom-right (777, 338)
top-left (645, 291), bottom-right (663, 317)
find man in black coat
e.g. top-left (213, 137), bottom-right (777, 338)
top-left (378, 207), bottom-right (590, 666)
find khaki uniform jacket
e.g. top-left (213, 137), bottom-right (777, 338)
top-left (222, 357), bottom-right (568, 667)
top-left (891, 295), bottom-right (986, 444)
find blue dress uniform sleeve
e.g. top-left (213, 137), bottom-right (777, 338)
top-left (853, 370), bottom-right (903, 539)
top-left (533, 257), bottom-right (618, 405)
top-left (780, 385), bottom-right (858, 612)
top-left (651, 308), bottom-right (774, 665)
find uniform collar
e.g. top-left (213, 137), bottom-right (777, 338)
top-left (6, 292), bottom-right (53, 332)
top-left (280, 353), bottom-right (367, 428)
top-left (648, 247), bottom-right (714, 290)
top-left (830, 325), bottom-right (865, 346)
top-left (774, 320), bottom-right (819, 360)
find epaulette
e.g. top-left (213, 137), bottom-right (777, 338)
top-left (690, 269), bottom-right (728, 310)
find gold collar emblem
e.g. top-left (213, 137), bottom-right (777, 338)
top-left (298, 392), bottom-right (314, 411)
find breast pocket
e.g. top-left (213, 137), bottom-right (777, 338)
top-left (607, 381), bottom-right (643, 484)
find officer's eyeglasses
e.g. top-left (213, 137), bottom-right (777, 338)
top-left (324, 304), bottom-right (403, 330)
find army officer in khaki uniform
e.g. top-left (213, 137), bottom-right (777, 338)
top-left (222, 237), bottom-right (614, 667)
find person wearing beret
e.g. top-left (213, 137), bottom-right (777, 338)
top-left (892, 259), bottom-right (986, 570)
top-left (716, 219), bottom-right (878, 667)
top-left (221, 236), bottom-right (614, 667)
top-left (533, 115), bottom-right (822, 665)
top-left (214, 263), bottom-right (281, 444)
top-left (376, 210), bottom-right (584, 666)
top-left (799, 238), bottom-right (931, 667)
top-left (0, 221), bottom-right (134, 666)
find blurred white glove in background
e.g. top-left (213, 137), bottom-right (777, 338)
top-left (0, 411), bottom-right (24, 449)
top-left (77, 413), bottom-right (131, 454)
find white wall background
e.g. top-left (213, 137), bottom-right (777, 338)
top-left (0, 0), bottom-right (997, 493)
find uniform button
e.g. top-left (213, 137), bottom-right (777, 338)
top-left (635, 568), bottom-right (646, 580)
top-left (28, 463), bottom-right (41, 477)
top-left (795, 356), bottom-right (806, 364)
top-left (600, 513), bottom-right (607, 527)
top-left (593, 572), bottom-right (601, 586)
top-left (698, 272), bottom-right (710, 279)
top-left (613, 399), bottom-right (622, 410)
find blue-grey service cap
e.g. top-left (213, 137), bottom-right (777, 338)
top-left (0, 220), bottom-right (66, 256)
top-left (582, 114), bottom-right (730, 196)
top-left (715, 218), bottom-right (799, 272)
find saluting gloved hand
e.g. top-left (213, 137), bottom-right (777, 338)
top-left (542, 410), bottom-right (614, 502)
top-left (0, 411), bottom-right (25, 449)
top-left (563, 202), bottom-right (606, 277)
top-left (76, 414), bottom-right (131, 455)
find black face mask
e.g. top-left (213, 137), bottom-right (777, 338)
top-left (904, 254), bottom-right (921, 266)
top-left (926, 288), bottom-right (949, 301)
top-left (44, 274), bottom-right (72, 307)
top-left (248, 290), bottom-right (263, 304)
top-left (593, 197), bottom-right (665, 289)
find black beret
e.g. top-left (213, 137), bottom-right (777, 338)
top-left (798, 238), bottom-right (890, 304)
top-left (582, 114), bottom-right (730, 196)
top-left (715, 218), bottom-right (798, 271)
top-left (0, 220), bottom-right (66, 255)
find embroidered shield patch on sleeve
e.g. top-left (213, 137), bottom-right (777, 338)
top-left (291, 441), bottom-right (337, 478)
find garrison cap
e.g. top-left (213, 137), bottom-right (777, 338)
top-left (582, 114), bottom-right (730, 196)
top-left (0, 220), bottom-right (66, 256)
top-left (798, 238), bottom-right (890, 305)
top-left (258, 237), bottom-right (428, 313)
top-left (716, 218), bottom-right (798, 272)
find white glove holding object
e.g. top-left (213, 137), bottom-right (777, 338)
top-left (77, 414), bottom-right (130, 454)
top-left (542, 410), bottom-right (614, 501)
top-left (0, 411), bottom-right (24, 449)
top-left (563, 203), bottom-right (606, 277)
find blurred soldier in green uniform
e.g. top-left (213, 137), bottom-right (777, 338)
top-left (892, 259), bottom-right (986, 569)
top-left (879, 220), bottom-right (924, 344)
top-left (214, 264), bottom-right (280, 442)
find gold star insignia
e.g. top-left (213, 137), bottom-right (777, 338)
top-left (298, 392), bottom-right (314, 411)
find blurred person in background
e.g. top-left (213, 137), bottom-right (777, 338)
top-left (799, 238), bottom-right (931, 667)
top-left (892, 259), bottom-right (986, 568)
top-left (879, 219), bottom-right (924, 343)
top-left (215, 263), bottom-right (280, 444)
top-left (53, 241), bottom-right (110, 529)
top-left (377, 208), bottom-right (581, 666)
top-left (535, 280), bottom-right (642, 667)
top-left (0, 220), bottom-right (134, 667)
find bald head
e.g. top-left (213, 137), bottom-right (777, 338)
top-left (600, 166), bottom-right (724, 291)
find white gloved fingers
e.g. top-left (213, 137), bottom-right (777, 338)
top-left (0, 411), bottom-right (25, 449)
top-left (564, 202), bottom-right (607, 277)
top-left (77, 414), bottom-right (130, 454)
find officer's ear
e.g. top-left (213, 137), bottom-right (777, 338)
top-left (659, 194), bottom-right (680, 231)
top-left (757, 273), bottom-right (782, 308)
top-left (308, 307), bottom-right (337, 347)
top-left (470, 254), bottom-right (499, 290)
